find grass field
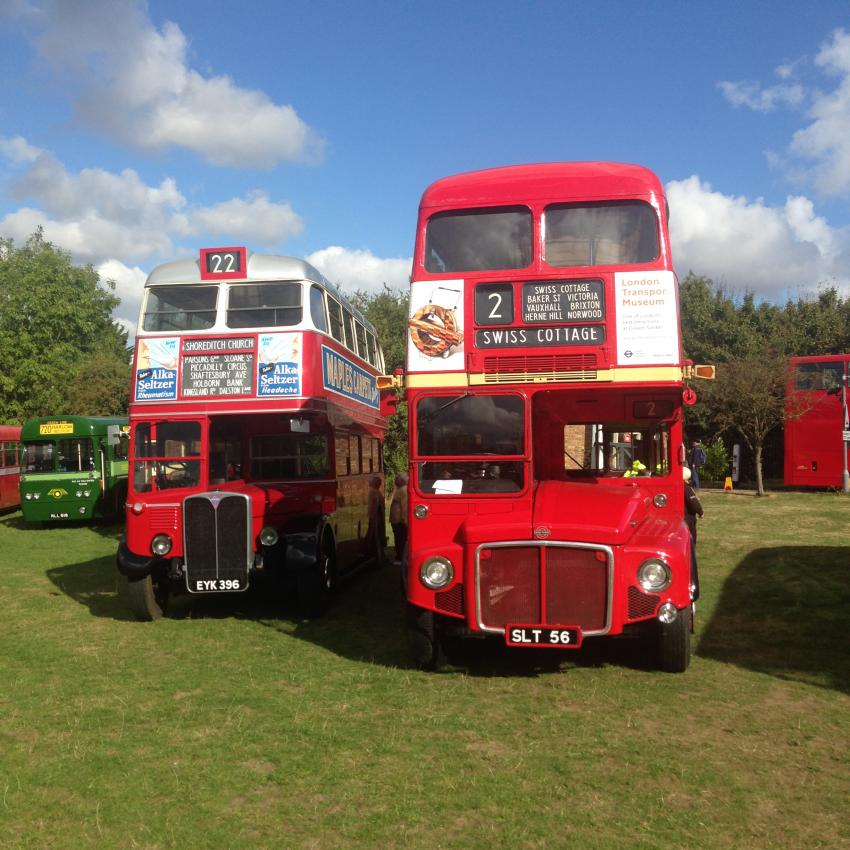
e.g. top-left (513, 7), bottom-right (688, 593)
top-left (0, 491), bottom-right (848, 850)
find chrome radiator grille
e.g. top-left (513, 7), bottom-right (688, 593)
top-left (475, 542), bottom-right (611, 635)
top-left (183, 492), bottom-right (251, 593)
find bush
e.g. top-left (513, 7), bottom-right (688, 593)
top-left (702, 437), bottom-right (730, 484)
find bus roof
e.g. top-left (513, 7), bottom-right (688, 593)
top-left (419, 162), bottom-right (666, 210)
top-left (21, 416), bottom-right (127, 440)
top-left (144, 251), bottom-right (374, 332)
top-left (147, 253), bottom-right (329, 288)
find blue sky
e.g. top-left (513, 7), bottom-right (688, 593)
top-left (2, 0), bottom-right (850, 333)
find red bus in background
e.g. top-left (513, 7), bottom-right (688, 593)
top-left (0, 425), bottom-right (22, 511)
top-left (784, 354), bottom-right (850, 487)
top-left (117, 248), bottom-right (390, 620)
top-left (402, 162), bottom-right (712, 672)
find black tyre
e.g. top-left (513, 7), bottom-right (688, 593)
top-left (657, 605), bottom-right (691, 673)
top-left (297, 542), bottom-right (337, 618)
top-left (127, 573), bottom-right (170, 621)
top-left (406, 604), bottom-right (445, 671)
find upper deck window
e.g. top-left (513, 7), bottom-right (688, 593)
top-left (226, 281), bottom-right (302, 328)
top-left (544, 201), bottom-right (659, 267)
top-left (794, 361), bottom-right (845, 391)
top-left (425, 207), bottom-right (532, 273)
top-left (310, 285), bottom-right (328, 333)
top-left (142, 286), bottom-right (218, 332)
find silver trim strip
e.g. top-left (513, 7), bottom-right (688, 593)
top-left (474, 540), bottom-right (614, 636)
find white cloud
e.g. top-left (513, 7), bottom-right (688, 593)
top-left (718, 79), bottom-right (804, 112)
top-left (182, 192), bottom-right (303, 246)
top-left (10, 0), bottom-right (323, 167)
top-left (789, 28), bottom-right (850, 195)
top-left (306, 246), bottom-right (411, 297)
top-left (0, 135), bottom-right (43, 164)
top-left (0, 140), bottom-right (304, 264)
top-left (666, 175), bottom-right (850, 295)
top-left (97, 258), bottom-right (147, 336)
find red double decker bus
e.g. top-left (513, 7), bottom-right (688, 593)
top-left (0, 425), bottom-right (21, 511)
top-left (784, 354), bottom-right (849, 489)
top-left (402, 163), bottom-right (709, 672)
top-left (117, 248), bottom-right (389, 620)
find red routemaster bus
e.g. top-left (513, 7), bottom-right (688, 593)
top-left (117, 247), bottom-right (389, 620)
top-left (784, 354), bottom-right (849, 488)
top-left (0, 425), bottom-right (21, 511)
top-left (402, 162), bottom-right (711, 672)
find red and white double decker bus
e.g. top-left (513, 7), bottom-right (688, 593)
top-left (0, 425), bottom-right (21, 511)
top-left (117, 248), bottom-right (389, 620)
top-left (784, 354), bottom-right (850, 488)
top-left (402, 162), bottom-right (710, 672)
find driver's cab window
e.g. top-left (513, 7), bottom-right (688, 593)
top-left (561, 421), bottom-right (670, 477)
top-left (133, 421), bottom-right (202, 493)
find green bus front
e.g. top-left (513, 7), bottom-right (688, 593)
top-left (20, 416), bottom-right (129, 522)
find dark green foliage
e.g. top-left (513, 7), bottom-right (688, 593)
top-left (0, 230), bottom-right (130, 423)
top-left (701, 437), bottom-right (731, 484)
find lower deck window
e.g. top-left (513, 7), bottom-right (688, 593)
top-left (250, 434), bottom-right (329, 480)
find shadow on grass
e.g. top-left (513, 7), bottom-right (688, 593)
top-left (46, 553), bottom-right (136, 621)
top-left (45, 550), bottom-right (667, 676)
top-left (698, 546), bottom-right (850, 693)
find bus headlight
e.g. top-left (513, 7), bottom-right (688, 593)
top-left (33, 492), bottom-right (40, 500)
top-left (151, 534), bottom-right (173, 556)
top-left (414, 504), bottom-right (429, 520)
top-left (420, 556), bottom-right (454, 589)
top-left (75, 491), bottom-right (83, 498)
top-left (637, 558), bottom-right (672, 592)
top-left (259, 526), bottom-right (279, 547)
top-left (25, 493), bottom-right (32, 501)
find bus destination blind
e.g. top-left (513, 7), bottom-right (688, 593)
top-left (181, 337), bottom-right (254, 397)
top-left (521, 280), bottom-right (604, 324)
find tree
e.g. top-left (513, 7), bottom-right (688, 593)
top-left (707, 350), bottom-right (788, 496)
top-left (0, 230), bottom-right (130, 423)
top-left (67, 349), bottom-right (132, 416)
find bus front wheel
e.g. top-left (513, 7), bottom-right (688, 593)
top-left (297, 542), bottom-right (337, 619)
top-left (656, 605), bottom-right (691, 673)
top-left (406, 604), bottom-right (445, 671)
top-left (127, 573), bottom-right (170, 621)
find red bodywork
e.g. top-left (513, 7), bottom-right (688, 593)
top-left (784, 354), bottom-right (849, 487)
top-left (405, 163), bottom-right (693, 651)
top-left (0, 425), bottom-right (21, 511)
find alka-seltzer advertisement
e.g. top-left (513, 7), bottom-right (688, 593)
top-left (322, 345), bottom-right (380, 409)
top-left (257, 332), bottom-right (302, 397)
top-left (135, 337), bottom-right (179, 401)
top-left (614, 271), bottom-right (680, 365)
top-left (407, 280), bottom-right (465, 372)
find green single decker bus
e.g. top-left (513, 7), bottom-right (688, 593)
top-left (20, 416), bottom-right (129, 523)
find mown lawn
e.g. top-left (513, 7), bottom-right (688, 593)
top-left (0, 491), bottom-right (848, 850)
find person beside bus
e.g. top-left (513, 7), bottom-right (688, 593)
top-left (366, 474), bottom-right (386, 562)
top-left (389, 473), bottom-right (408, 565)
top-left (689, 440), bottom-right (706, 489)
top-left (683, 466), bottom-right (704, 599)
